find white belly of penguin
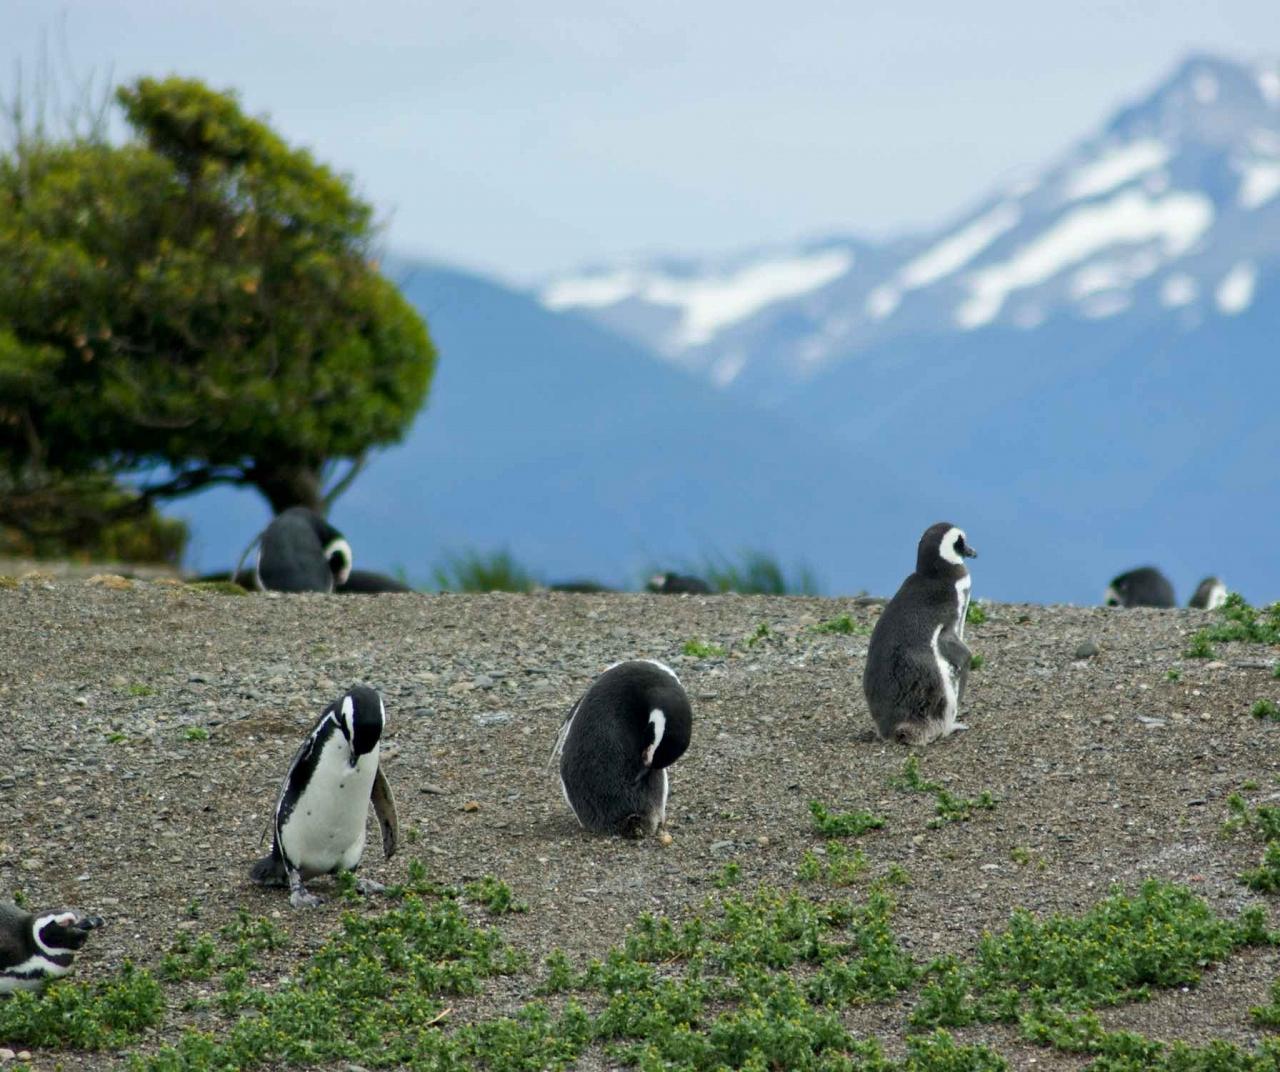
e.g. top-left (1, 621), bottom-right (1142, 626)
top-left (281, 738), bottom-right (379, 876)
top-left (955, 575), bottom-right (972, 638)
top-left (930, 624), bottom-right (960, 731)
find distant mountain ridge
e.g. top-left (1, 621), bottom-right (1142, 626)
top-left (542, 54), bottom-right (1280, 404)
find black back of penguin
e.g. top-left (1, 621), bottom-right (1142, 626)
top-left (1189, 576), bottom-right (1227, 610)
top-left (255, 506), bottom-right (352, 593)
top-left (559, 660), bottom-right (692, 837)
top-left (863, 522), bottom-right (976, 745)
top-left (1105, 567), bottom-right (1175, 608)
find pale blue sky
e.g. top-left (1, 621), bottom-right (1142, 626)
top-left (6, 1), bottom-right (1278, 281)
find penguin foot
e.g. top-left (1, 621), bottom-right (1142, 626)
top-left (354, 877), bottom-right (387, 896)
top-left (289, 887), bottom-right (324, 909)
top-left (950, 721), bottom-right (970, 733)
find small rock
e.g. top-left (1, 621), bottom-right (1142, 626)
top-left (911, 834), bottom-right (926, 845)
top-left (0, 1048), bottom-right (13, 1062)
top-left (980, 863), bottom-right (1001, 871)
top-left (1100, 714), bottom-right (1116, 724)
top-left (473, 674), bottom-right (495, 689)
top-left (420, 783), bottom-right (447, 795)
top-left (472, 711), bottom-right (511, 727)
top-left (74, 696), bottom-right (88, 707)
top-left (87, 574), bottom-right (132, 590)
top-left (1136, 715), bottom-right (1167, 727)
top-left (1075, 640), bottom-right (1100, 659)
top-left (709, 840), bottom-right (734, 853)
top-left (461, 800), bottom-right (480, 812)
top-left (658, 832), bottom-right (673, 846)
top-left (756, 835), bottom-right (769, 847)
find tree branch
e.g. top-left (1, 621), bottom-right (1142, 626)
top-left (321, 453), bottom-right (366, 509)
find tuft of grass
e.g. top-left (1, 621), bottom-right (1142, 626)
top-left (911, 879), bottom-right (1271, 1029)
top-left (966, 602), bottom-right (987, 626)
top-left (809, 613), bottom-right (869, 636)
top-left (797, 841), bottom-right (869, 886)
top-left (1165, 668), bottom-right (1181, 682)
top-left (433, 549), bottom-right (539, 593)
top-left (808, 800), bottom-right (886, 837)
top-left (891, 757), bottom-right (996, 827)
top-left (0, 963), bottom-right (163, 1049)
top-left (699, 550), bottom-right (819, 596)
top-left (713, 862), bottom-right (742, 889)
top-left (1252, 699), bottom-right (1280, 721)
top-left (745, 622), bottom-right (771, 646)
top-left (969, 653), bottom-right (985, 671)
top-left (126, 683), bottom-right (155, 697)
top-left (106, 731), bottom-right (127, 744)
top-left (184, 726), bottom-right (210, 742)
top-left (1274, 664), bottom-right (1280, 680)
top-left (682, 638), bottom-right (726, 658)
top-left (1186, 594), bottom-right (1280, 661)
top-left (465, 877), bottom-right (528, 915)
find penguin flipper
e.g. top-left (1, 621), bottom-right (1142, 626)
top-left (371, 766), bottom-right (400, 860)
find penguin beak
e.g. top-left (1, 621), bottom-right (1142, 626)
top-left (963, 545), bottom-right (978, 559)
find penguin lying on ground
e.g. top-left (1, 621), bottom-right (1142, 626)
top-left (249, 506), bottom-right (353, 593)
top-left (1189, 576), bottom-right (1228, 610)
top-left (1105, 567), bottom-right (1175, 608)
top-left (647, 572), bottom-right (711, 595)
top-left (0, 903), bottom-right (103, 993)
top-left (864, 522), bottom-right (977, 746)
top-left (555, 660), bottom-right (692, 838)
top-left (336, 569), bottom-right (413, 594)
top-left (250, 685), bottom-right (399, 907)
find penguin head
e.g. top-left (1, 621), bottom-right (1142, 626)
top-left (34, 912), bottom-right (100, 954)
top-left (335, 685), bottom-right (385, 766)
top-left (636, 681), bottom-right (692, 772)
top-left (306, 514), bottom-right (353, 587)
top-left (918, 522), bottom-right (976, 578)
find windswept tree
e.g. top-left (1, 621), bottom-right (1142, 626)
top-left (0, 76), bottom-right (435, 523)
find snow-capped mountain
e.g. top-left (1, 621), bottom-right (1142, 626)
top-left (542, 53), bottom-right (1280, 404)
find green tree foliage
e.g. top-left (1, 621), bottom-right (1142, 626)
top-left (0, 76), bottom-right (435, 515)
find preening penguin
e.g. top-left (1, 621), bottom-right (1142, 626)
top-left (863, 522), bottom-right (977, 747)
top-left (1189, 576), bottom-right (1228, 610)
top-left (556, 660), bottom-right (692, 838)
top-left (0, 903), bottom-right (103, 993)
top-left (250, 685), bottom-right (399, 908)
top-left (253, 506), bottom-right (353, 593)
top-left (1104, 567), bottom-right (1175, 609)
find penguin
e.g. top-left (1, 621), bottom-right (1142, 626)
top-left (251, 506), bottom-right (353, 593)
top-left (1104, 567), bottom-right (1175, 608)
top-left (336, 569), bottom-right (413, 594)
top-left (647, 572), bottom-right (712, 595)
top-left (863, 522), bottom-right (977, 747)
top-left (249, 685), bottom-right (399, 908)
top-left (0, 903), bottom-right (103, 993)
top-left (1189, 576), bottom-right (1228, 610)
top-left (555, 660), bottom-right (693, 838)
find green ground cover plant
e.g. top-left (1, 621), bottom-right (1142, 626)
top-left (1186, 594), bottom-right (1280, 659)
top-left (808, 800), bottom-right (887, 837)
top-left (890, 757), bottom-right (997, 826)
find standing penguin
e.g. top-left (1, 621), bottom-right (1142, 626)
top-left (1189, 576), bottom-right (1228, 610)
top-left (863, 522), bottom-right (977, 746)
top-left (556, 660), bottom-right (692, 838)
top-left (0, 903), bottom-right (103, 993)
top-left (252, 506), bottom-right (353, 593)
top-left (1104, 567), bottom-right (1175, 608)
top-left (250, 685), bottom-right (399, 908)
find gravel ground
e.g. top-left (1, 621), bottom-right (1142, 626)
top-left (3, 576), bottom-right (1280, 1069)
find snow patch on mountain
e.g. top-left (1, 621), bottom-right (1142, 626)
top-left (865, 202), bottom-right (1022, 321)
top-left (1215, 261), bottom-right (1257, 314)
top-left (955, 189), bottom-right (1214, 329)
top-left (1063, 139), bottom-right (1171, 201)
top-left (1238, 160), bottom-right (1280, 209)
top-left (543, 249), bottom-right (853, 348)
top-left (1160, 273), bottom-right (1198, 308)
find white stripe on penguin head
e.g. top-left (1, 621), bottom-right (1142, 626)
top-left (641, 708), bottom-right (666, 767)
top-left (938, 527), bottom-right (969, 566)
top-left (32, 914), bottom-right (75, 955)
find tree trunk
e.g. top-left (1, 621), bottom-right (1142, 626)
top-left (249, 463), bottom-right (325, 515)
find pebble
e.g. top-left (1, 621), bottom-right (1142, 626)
top-left (473, 711), bottom-right (511, 727)
top-left (709, 840), bottom-right (734, 853)
top-left (0, 1048), bottom-right (12, 1062)
top-left (1075, 640), bottom-right (1100, 659)
top-left (473, 674), bottom-right (495, 689)
top-left (420, 783), bottom-right (447, 795)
